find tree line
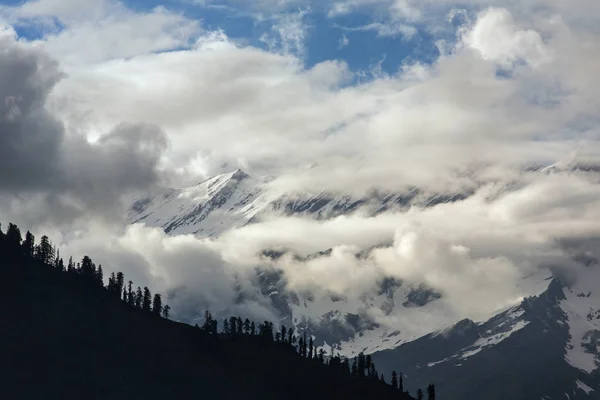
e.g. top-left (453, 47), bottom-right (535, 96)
top-left (197, 309), bottom-right (435, 398)
top-left (0, 221), bottom-right (436, 399)
top-left (0, 222), bottom-right (171, 319)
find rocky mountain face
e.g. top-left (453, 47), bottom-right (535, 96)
top-left (372, 270), bottom-right (600, 399)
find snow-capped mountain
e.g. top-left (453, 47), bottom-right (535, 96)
top-left (371, 267), bottom-right (600, 399)
top-left (127, 168), bottom-right (478, 351)
top-left (128, 169), bottom-right (472, 238)
top-left (129, 168), bottom-right (600, 399)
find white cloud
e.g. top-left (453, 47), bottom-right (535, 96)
top-left (1, 0), bottom-right (202, 66)
top-left (462, 8), bottom-right (552, 68)
top-left (260, 7), bottom-right (311, 57)
top-left (3, 0), bottom-right (600, 341)
top-left (338, 33), bottom-right (349, 48)
top-left (337, 21), bottom-right (417, 38)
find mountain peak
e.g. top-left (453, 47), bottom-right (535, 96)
top-left (230, 168), bottom-right (250, 181)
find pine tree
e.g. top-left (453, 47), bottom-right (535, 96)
top-left (202, 310), bottom-right (214, 332)
top-left (223, 319), bottom-right (230, 334)
top-left (302, 331), bottom-right (308, 357)
top-left (96, 265), bottom-right (104, 286)
top-left (229, 316), bottom-right (237, 335)
top-left (108, 272), bottom-right (116, 292)
top-left (21, 231), bottom-right (35, 258)
top-left (298, 337), bottom-right (304, 356)
top-left (308, 336), bottom-right (314, 360)
top-left (152, 294), bottom-right (162, 315)
top-left (243, 318), bottom-right (251, 334)
top-left (318, 348), bottom-right (325, 364)
top-left (127, 281), bottom-right (134, 306)
top-left (202, 310), bottom-right (215, 333)
top-left (417, 388), bottom-right (424, 400)
top-left (80, 256), bottom-right (94, 280)
top-left (380, 373), bottom-right (385, 383)
top-left (6, 223), bottom-right (22, 249)
top-left (391, 371), bottom-right (398, 390)
top-left (236, 317), bottom-right (243, 335)
top-left (162, 305), bottom-right (171, 319)
top-left (142, 287), bottom-right (152, 312)
top-left (351, 357), bottom-right (358, 376)
top-left (357, 352), bottom-right (366, 377)
top-left (287, 327), bottom-right (294, 344)
top-left (36, 235), bottom-right (54, 264)
top-left (427, 384), bottom-right (435, 400)
top-left (250, 321), bottom-right (255, 336)
top-left (57, 258), bottom-right (65, 272)
top-left (67, 257), bottom-right (74, 273)
top-left (399, 372), bottom-right (404, 392)
top-left (116, 272), bottom-right (125, 296)
top-left (135, 286), bottom-right (143, 309)
top-left (280, 325), bottom-right (287, 343)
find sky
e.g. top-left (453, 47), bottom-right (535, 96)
top-left (1, 0), bottom-right (600, 342)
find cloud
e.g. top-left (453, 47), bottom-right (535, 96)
top-left (461, 7), bottom-right (552, 68)
top-left (1, 0), bottom-right (202, 66)
top-left (0, 25), bottom-right (168, 226)
top-left (335, 21), bottom-right (417, 38)
top-left (338, 33), bottom-right (349, 48)
top-left (2, 0), bottom-right (600, 348)
top-left (258, 7), bottom-right (311, 57)
top-left (43, 169), bottom-right (600, 340)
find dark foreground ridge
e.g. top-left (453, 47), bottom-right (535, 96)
top-left (1, 222), bottom-right (431, 400)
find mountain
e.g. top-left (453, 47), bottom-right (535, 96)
top-left (128, 168), bottom-right (600, 399)
top-left (1, 226), bottom-right (417, 400)
top-left (128, 169), bottom-right (472, 237)
top-left (125, 169), bottom-right (551, 356)
top-left (371, 271), bottom-right (600, 399)
top-left (127, 169), bottom-right (480, 351)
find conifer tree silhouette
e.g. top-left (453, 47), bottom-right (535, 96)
top-left (152, 294), bottom-right (162, 315)
top-left (135, 286), bottom-right (143, 309)
top-left (142, 287), bottom-right (152, 312)
top-left (22, 231), bottom-right (35, 258)
top-left (427, 384), bottom-right (435, 400)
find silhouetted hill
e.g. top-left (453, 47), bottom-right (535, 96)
top-left (1, 224), bottom-right (420, 400)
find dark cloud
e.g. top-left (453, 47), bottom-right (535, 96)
top-left (0, 33), bottom-right (168, 223)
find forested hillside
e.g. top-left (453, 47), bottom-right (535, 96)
top-left (1, 222), bottom-right (434, 400)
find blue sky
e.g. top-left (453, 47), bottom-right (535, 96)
top-left (5, 0), bottom-right (451, 76)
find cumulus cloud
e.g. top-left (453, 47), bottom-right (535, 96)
top-left (0, 25), bottom-right (167, 226)
top-left (461, 8), bottom-right (552, 67)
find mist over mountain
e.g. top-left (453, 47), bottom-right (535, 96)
top-left (3, 0), bottom-right (600, 398)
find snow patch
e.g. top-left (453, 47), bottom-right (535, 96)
top-left (575, 380), bottom-right (594, 394)
top-left (560, 267), bottom-right (600, 374)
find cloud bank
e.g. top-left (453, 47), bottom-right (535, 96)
top-left (1, 0), bottom-right (600, 344)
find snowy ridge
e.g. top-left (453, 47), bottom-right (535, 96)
top-left (560, 266), bottom-right (600, 374)
top-left (128, 169), bottom-right (473, 238)
top-left (426, 306), bottom-right (530, 367)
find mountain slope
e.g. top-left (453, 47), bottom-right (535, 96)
top-left (2, 240), bottom-right (416, 400)
top-left (128, 169), bottom-right (472, 237)
top-left (371, 275), bottom-right (600, 399)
